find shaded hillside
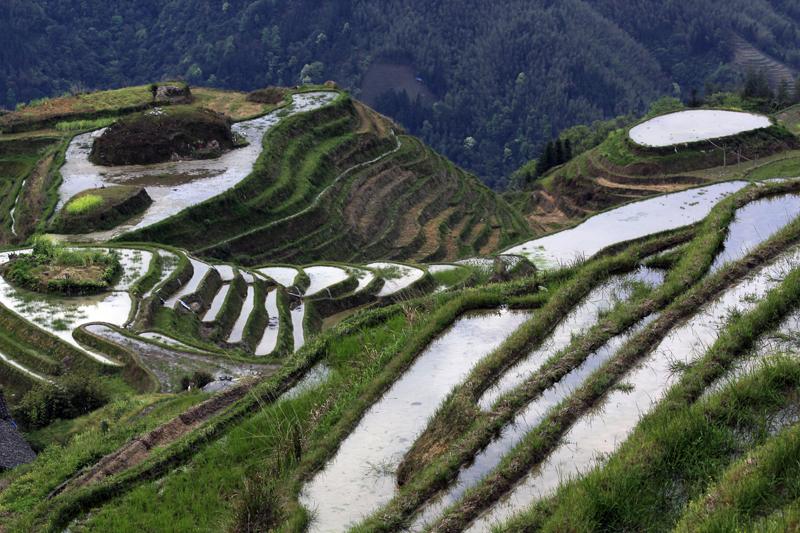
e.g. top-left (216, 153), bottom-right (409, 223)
top-left (3, 0), bottom-right (800, 186)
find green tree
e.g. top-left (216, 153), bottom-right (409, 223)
top-left (300, 61), bottom-right (324, 85)
top-left (646, 96), bottom-right (684, 118)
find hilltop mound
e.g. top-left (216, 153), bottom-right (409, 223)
top-left (89, 106), bottom-right (236, 166)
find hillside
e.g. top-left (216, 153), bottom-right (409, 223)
top-left (3, 0), bottom-right (800, 187)
top-left (2, 81), bottom-right (800, 533)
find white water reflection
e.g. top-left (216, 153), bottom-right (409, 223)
top-left (300, 309), bottom-right (533, 533)
top-left (479, 267), bottom-right (664, 411)
top-left (629, 110), bottom-right (771, 147)
top-left (0, 277), bottom-right (130, 365)
top-left (466, 252), bottom-right (791, 532)
top-left (304, 266), bottom-right (349, 296)
top-left (258, 266), bottom-right (299, 287)
top-left (255, 288), bottom-right (280, 356)
top-left (506, 181), bottom-right (748, 268)
top-left (203, 285), bottom-right (230, 322)
top-left (163, 258), bottom-right (211, 308)
top-left (228, 285), bottom-right (255, 343)
top-left (54, 92), bottom-right (338, 242)
top-left (292, 302), bottom-right (306, 352)
top-left (366, 262), bottom-right (425, 296)
top-left (349, 267), bottom-right (376, 293)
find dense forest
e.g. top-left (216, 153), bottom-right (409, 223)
top-left (2, 0), bottom-right (800, 187)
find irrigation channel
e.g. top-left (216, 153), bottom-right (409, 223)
top-left (300, 309), bottom-right (534, 532)
top-left (53, 91), bottom-right (339, 243)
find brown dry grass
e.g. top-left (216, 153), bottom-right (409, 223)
top-left (191, 88), bottom-right (280, 121)
top-left (412, 207), bottom-right (456, 261)
top-left (479, 226), bottom-right (502, 255)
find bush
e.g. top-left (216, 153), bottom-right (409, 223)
top-left (180, 370), bottom-right (215, 390)
top-left (12, 373), bottom-right (110, 430)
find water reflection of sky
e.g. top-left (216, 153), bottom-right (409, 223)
top-left (55, 92), bottom-right (339, 242)
top-left (629, 109), bottom-right (771, 147)
top-left (506, 181), bottom-right (749, 268)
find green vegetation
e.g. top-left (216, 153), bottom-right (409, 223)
top-left (2, 236), bottom-right (121, 294)
top-left (12, 373), bottom-right (110, 430)
top-left (64, 194), bottom-right (104, 216)
top-left (89, 105), bottom-right (234, 166)
top-left (54, 117), bottom-right (117, 132)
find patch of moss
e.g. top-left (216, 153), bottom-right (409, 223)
top-left (50, 186), bottom-right (152, 234)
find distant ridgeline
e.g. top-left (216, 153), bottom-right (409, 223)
top-left (4, 0), bottom-right (800, 187)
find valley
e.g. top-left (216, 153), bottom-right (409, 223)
top-left (0, 80), bottom-right (800, 533)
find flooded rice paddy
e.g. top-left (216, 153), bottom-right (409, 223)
top-left (0, 350), bottom-right (50, 381)
top-left (163, 258), bottom-right (211, 308)
top-left (0, 273), bottom-right (130, 365)
top-left (292, 302), bottom-right (306, 351)
top-left (227, 285), bottom-right (255, 343)
top-left (255, 288), bottom-right (280, 356)
top-left (202, 285), bottom-right (230, 322)
top-left (55, 92), bottom-right (339, 242)
top-left (709, 192), bottom-right (800, 272)
top-left (300, 309), bottom-right (533, 533)
top-left (413, 314), bottom-right (659, 531)
top-left (366, 262), bottom-right (425, 296)
top-left (113, 248), bottom-right (154, 291)
top-left (257, 266), bottom-right (299, 287)
top-left (465, 248), bottom-right (792, 532)
top-left (348, 267), bottom-right (376, 293)
top-left (479, 267), bottom-right (664, 411)
top-left (212, 264), bottom-right (235, 282)
top-left (87, 324), bottom-right (272, 392)
top-left (304, 266), bottom-right (350, 296)
top-left (629, 109), bottom-right (771, 147)
top-left (506, 181), bottom-right (748, 268)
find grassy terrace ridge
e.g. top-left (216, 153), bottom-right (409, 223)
top-left (4, 80), bottom-right (800, 533)
top-left (114, 94), bottom-right (530, 264)
top-left (343, 180), bottom-right (800, 533)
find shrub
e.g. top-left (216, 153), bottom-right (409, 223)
top-left (65, 194), bottom-right (105, 215)
top-left (12, 373), bottom-right (110, 430)
top-left (180, 370), bottom-right (215, 391)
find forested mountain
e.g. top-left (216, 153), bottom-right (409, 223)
top-left (2, 0), bottom-right (800, 187)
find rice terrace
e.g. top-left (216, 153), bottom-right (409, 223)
top-left (2, 77), bottom-right (800, 533)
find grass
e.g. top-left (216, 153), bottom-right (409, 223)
top-left (746, 156), bottom-right (800, 181)
top-left (54, 118), bottom-right (116, 132)
top-left (64, 194), bottom-right (104, 215)
top-left (0, 392), bottom-right (211, 515)
top-left (430, 266), bottom-right (471, 287)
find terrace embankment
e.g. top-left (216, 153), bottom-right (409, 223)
top-left (116, 98), bottom-right (531, 264)
top-left (514, 115), bottom-right (800, 232)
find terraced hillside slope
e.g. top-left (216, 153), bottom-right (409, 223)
top-left (514, 108), bottom-right (800, 233)
top-left (6, 81), bottom-right (800, 533)
top-left (116, 94), bottom-right (531, 264)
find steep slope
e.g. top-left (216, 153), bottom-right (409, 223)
top-left (115, 95), bottom-right (531, 263)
